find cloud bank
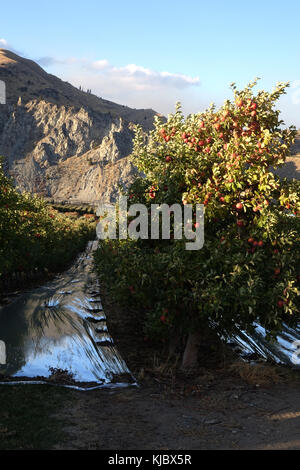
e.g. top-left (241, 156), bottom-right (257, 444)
top-left (37, 55), bottom-right (203, 114)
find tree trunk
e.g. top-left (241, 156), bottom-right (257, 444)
top-left (180, 331), bottom-right (202, 370)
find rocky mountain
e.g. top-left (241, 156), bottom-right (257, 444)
top-left (275, 130), bottom-right (300, 180)
top-left (0, 49), bottom-right (158, 204)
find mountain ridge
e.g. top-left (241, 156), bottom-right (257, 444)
top-left (0, 48), bottom-right (158, 130)
top-left (0, 49), bottom-right (159, 204)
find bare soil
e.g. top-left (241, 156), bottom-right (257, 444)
top-left (52, 376), bottom-right (300, 450)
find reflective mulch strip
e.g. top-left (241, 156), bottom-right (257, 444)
top-left (0, 241), bottom-right (137, 390)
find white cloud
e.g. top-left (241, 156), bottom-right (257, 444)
top-left (38, 57), bottom-right (65, 66)
top-left (37, 54), bottom-right (203, 114)
top-left (0, 38), bottom-right (8, 48)
top-left (88, 60), bottom-right (201, 90)
top-left (92, 59), bottom-right (110, 70)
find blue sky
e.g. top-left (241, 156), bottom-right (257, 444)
top-left (1, 0), bottom-right (300, 126)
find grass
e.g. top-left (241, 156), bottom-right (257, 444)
top-left (0, 384), bottom-right (73, 450)
top-left (229, 361), bottom-right (283, 386)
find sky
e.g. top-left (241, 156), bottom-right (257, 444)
top-left (1, 0), bottom-right (300, 126)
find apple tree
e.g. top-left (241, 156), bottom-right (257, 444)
top-left (95, 80), bottom-right (300, 369)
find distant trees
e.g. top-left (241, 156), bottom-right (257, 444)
top-left (78, 86), bottom-right (92, 94)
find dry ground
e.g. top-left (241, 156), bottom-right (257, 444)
top-left (51, 369), bottom-right (300, 450)
top-left (50, 288), bottom-right (300, 451)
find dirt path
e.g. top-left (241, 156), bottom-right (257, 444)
top-left (52, 371), bottom-right (300, 450)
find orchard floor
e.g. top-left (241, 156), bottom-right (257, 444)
top-left (51, 373), bottom-right (300, 450)
top-left (46, 287), bottom-right (300, 451)
top-left (1, 285), bottom-right (300, 450)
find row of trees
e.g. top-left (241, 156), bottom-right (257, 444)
top-left (0, 161), bottom-right (96, 288)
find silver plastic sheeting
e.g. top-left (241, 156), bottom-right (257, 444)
top-left (228, 321), bottom-right (300, 367)
top-left (0, 241), bottom-right (137, 390)
top-left (229, 215), bottom-right (300, 367)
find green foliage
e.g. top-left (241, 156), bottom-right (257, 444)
top-left (94, 80), bottom-right (300, 342)
top-left (0, 161), bottom-right (96, 285)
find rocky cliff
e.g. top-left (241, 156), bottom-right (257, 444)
top-left (0, 49), bottom-right (158, 204)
